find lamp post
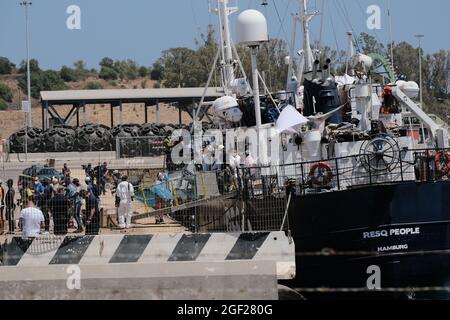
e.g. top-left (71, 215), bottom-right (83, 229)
top-left (414, 34), bottom-right (424, 109)
top-left (20, 1), bottom-right (32, 162)
top-left (20, 1), bottom-right (32, 127)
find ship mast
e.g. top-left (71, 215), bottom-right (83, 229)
top-left (286, 0), bottom-right (318, 88)
top-left (299, 0), bottom-right (315, 77)
top-left (217, 0), bottom-right (238, 95)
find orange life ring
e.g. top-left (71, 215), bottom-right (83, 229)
top-left (434, 151), bottom-right (450, 176)
top-left (309, 161), bottom-right (333, 187)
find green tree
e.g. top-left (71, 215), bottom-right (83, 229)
top-left (99, 66), bottom-right (119, 80)
top-left (18, 59), bottom-right (40, 74)
top-left (0, 83), bottom-right (13, 102)
top-left (139, 66), bottom-right (148, 78)
top-left (99, 57), bottom-right (114, 68)
top-left (236, 38), bottom-right (290, 92)
top-left (157, 47), bottom-right (203, 87)
top-left (19, 70), bottom-right (68, 99)
top-left (357, 33), bottom-right (385, 55)
top-left (428, 50), bottom-right (449, 99)
top-left (73, 60), bottom-right (89, 80)
top-left (194, 24), bottom-right (220, 87)
top-left (150, 61), bottom-right (164, 81)
top-left (114, 59), bottom-right (139, 80)
top-left (0, 57), bottom-right (15, 74)
top-left (60, 65), bottom-right (77, 82)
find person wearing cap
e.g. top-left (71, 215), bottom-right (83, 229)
top-left (116, 175), bottom-right (135, 229)
top-left (68, 178), bottom-right (83, 233)
top-left (0, 180), bottom-right (5, 234)
top-left (381, 86), bottom-right (399, 114)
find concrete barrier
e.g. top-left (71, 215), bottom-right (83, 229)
top-left (0, 261), bottom-right (278, 300)
top-left (1, 232), bottom-right (295, 280)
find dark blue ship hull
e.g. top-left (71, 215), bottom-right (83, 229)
top-left (285, 180), bottom-right (450, 299)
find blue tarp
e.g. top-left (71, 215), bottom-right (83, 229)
top-left (151, 182), bottom-right (174, 201)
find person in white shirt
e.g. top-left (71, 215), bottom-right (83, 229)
top-left (244, 150), bottom-right (256, 168)
top-left (228, 150), bottom-right (242, 191)
top-left (116, 175), bottom-right (135, 229)
top-left (229, 149), bottom-right (241, 176)
top-left (19, 199), bottom-right (45, 238)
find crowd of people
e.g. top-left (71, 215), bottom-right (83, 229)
top-left (0, 162), bottom-right (113, 238)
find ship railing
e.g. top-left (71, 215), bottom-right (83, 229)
top-left (240, 148), bottom-right (450, 199)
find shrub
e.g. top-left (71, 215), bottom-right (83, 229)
top-left (99, 66), bottom-right (119, 80)
top-left (139, 66), bottom-right (148, 78)
top-left (0, 83), bottom-right (13, 102)
top-left (84, 81), bottom-right (104, 90)
top-left (60, 66), bottom-right (77, 82)
top-left (18, 59), bottom-right (40, 74)
top-left (0, 98), bottom-right (7, 110)
top-left (19, 70), bottom-right (68, 99)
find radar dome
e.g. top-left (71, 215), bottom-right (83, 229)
top-left (237, 9), bottom-right (268, 45)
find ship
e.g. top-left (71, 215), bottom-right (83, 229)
top-left (156, 0), bottom-right (450, 299)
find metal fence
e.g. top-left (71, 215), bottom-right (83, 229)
top-left (132, 168), bottom-right (287, 233)
top-left (3, 147), bottom-right (450, 239)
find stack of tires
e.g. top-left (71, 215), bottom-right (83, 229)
top-left (8, 127), bottom-right (44, 153)
top-left (41, 125), bottom-right (77, 152)
top-left (111, 124), bottom-right (141, 157)
top-left (76, 124), bottom-right (113, 152)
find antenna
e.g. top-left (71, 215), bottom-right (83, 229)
top-left (346, 31), bottom-right (355, 75)
top-left (387, 0), bottom-right (394, 68)
top-left (292, 0), bottom-right (319, 83)
top-left (217, 0), bottom-right (239, 94)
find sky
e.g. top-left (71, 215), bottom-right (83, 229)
top-left (1, 0), bottom-right (449, 70)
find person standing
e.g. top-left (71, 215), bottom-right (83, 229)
top-left (5, 179), bottom-right (16, 234)
top-left (41, 180), bottom-right (53, 232)
top-left (49, 187), bottom-right (71, 235)
top-left (116, 176), bottom-right (134, 229)
top-left (97, 162), bottom-right (109, 196)
top-left (62, 163), bottom-right (71, 183)
top-left (244, 150), bottom-right (256, 168)
top-left (229, 149), bottom-right (242, 191)
top-left (67, 178), bottom-right (83, 233)
top-left (0, 180), bottom-right (5, 234)
top-left (19, 199), bottom-right (45, 239)
top-left (50, 177), bottom-right (60, 196)
top-left (33, 177), bottom-right (45, 209)
top-left (82, 190), bottom-right (100, 235)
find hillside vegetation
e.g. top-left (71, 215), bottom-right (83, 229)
top-left (0, 27), bottom-right (449, 138)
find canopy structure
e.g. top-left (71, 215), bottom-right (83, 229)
top-left (39, 87), bottom-right (225, 129)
